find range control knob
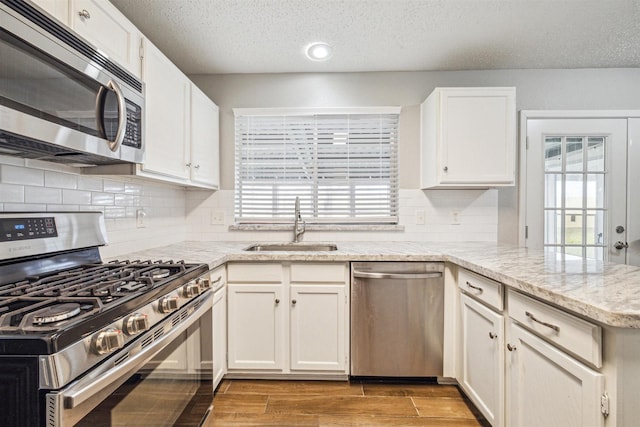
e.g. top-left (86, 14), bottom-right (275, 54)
top-left (183, 282), bottom-right (201, 298)
top-left (159, 296), bottom-right (179, 313)
top-left (197, 277), bottom-right (211, 291)
top-left (124, 313), bottom-right (149, 335)
top-left (93, 328), bottom-right (125, 355)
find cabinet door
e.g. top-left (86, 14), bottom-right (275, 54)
top-left (190, 84), bottom-right (220, 188)
top-left (440, 88), bottom-right (515, 185)
top-left (212, 287), bottom-right (227, 388)
top-left (141, 39), bottom-right (191, 180)
top-left (507, 322), bottom-right (605, 427)
top-left (421, 87), bottom-right (515, 188)
top-left (290, 284), bottom-right (347, 372)
top-left (69, 0), bottom-right (141, 76)
top-left (460, 294), bottom-right (504, 427)
top-left (227, 284), bottom-right (284, 370)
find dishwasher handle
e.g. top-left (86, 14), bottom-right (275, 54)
top-left (353, 270), bottom-right (443, 280)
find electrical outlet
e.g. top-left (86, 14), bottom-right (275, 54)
top-left (416, 210), bottom-right (425, 225)
top-left (136, 209), bottom-right (146, 228)
top-left (211, 210), bottom-right (225, 225)
top-left (451, 210), bottom-right (460, 225)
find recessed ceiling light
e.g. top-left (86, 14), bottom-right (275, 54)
top-left (306, 42), bottom-right (333, 61)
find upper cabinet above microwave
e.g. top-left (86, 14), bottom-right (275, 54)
top-left (31, 0), bottom-right (141, 78)
top-left (420, 87), bottom-right (516, 189)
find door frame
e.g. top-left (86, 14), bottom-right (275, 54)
top-left (518, 110), bottom-right (640, 247)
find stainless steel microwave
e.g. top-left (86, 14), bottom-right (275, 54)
top-left (0, 0), bottom-right (144, 166)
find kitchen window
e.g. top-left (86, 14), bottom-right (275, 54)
top-left (234, 107), bottom-right (400, 225)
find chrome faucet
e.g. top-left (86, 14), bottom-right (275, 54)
top-left (293, 196), bottom-right (305, 243)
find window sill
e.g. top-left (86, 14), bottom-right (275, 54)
top-left (229, 224), bottom-right (405, 232)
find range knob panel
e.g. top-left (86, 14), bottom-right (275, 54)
top-left (159, 296), bottom-right (179, 313)
top-left (93, 328), bottom-right (125, 355)
top-left (124, 313), bottom-right (149, 335)
top-left (182, 282), bottom-right (201, 298)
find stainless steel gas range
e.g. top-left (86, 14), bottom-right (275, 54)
top-left (0, 212), bottom-right (215, 427)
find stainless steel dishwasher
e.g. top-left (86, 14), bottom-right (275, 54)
top-left (351, 262), bottom-right (444, 378)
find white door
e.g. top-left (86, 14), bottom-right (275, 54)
top-left (289, 284), bottom-right (347, 372)
top-left (507, 322), bottom-right (605, 427)
top-left (628, 119), bottom-right (640, 266)
top-left (459, 294), bottom-right (505, 427)
top-left (525, 118), bottom-right (628, 263)
top-left (227, 284), bottom-right (284, 370)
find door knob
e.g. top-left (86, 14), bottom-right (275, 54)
top-left (614, 241), bottom-right (629, 250)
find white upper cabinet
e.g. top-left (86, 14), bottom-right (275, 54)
top-left (190, 84), bottom-right (220, 188)
top-left (140, 38), bottom-right (191, 180)
top-left (69, 0), bottom-right (141, 77)
top-left (420, 87), bottom-right (516, 188)
top-left (31, 0), bottom-right (70, 25)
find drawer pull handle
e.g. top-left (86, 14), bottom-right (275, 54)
top-left (489, 332), bottom-right (497, 339)
top-left (466, 281), bottom-right (483, 293)
top-left (211, 276), bottom-right (222, 284)
top-left (525, 311), bottom-right (560, 333)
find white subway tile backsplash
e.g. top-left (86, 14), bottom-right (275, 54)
top-left (0, 183), bottom-right (24, 203)
top-left (77, 176), bottom-right (103, 192)
top-left (1, 165), bottom-right (44, 186)
top-left (104, 206), bottom-right (127, 219)
top-left (25, 186), bottom-right (62, 204)
top-left (4, 203), bottom-right (47, 211)
top-left (47, 204), bottom-right (80, 212)
top-left (45, 171), bottom-right (77, 189)
top-left (91, 192), bottom-right (115, 206)
top-left (62, 189), bottom-right (92, 205)
top-left (103, 180), bottom-right (125, 193)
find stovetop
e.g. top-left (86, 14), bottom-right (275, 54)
top-left (0, 258), bottom-right (208, 354)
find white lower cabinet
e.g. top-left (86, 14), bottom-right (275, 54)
top-left (507, 321), bottom-right (605, 427)
top-left (227, 284), bottom-right (285, 370)
top-left (226, 262), bottom-right (349, 376)
top-left (459, 293), bottom-right (504, 427)
top-left (212, 285), bottom-right (227, 388)
top-left (290, 284), bottom-right (346, 372)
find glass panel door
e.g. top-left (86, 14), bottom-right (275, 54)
top-left (526, 118), bottom-right (628, 264)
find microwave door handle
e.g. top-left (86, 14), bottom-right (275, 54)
top-left (106, 80), bottom-right (127, 152)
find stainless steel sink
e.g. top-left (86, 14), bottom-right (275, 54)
top-left (243, 242), bottom-right (338, 252)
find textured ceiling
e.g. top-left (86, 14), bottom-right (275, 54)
top-left (110, 0), bottom-right (640, 74)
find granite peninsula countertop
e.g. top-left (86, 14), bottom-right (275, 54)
top-left (108, 241), bottom-right (640, 329)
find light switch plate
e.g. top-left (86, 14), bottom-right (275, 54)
top-left (136, 209), bottom-right (146, 228)
top-left (416, 210), bottom-right (425, 225)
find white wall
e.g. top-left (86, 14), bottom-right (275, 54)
top-left (189, 68), bottom-right (640, 244)
top-left (0, 155), bottom-right (188, 257)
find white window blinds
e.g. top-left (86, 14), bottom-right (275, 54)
top-left (234, 108), bottom-right (400, 224)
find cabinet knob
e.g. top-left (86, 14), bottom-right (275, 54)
top-left (78, 9), bottom-right (91, 19)
top-left (275, 298), bottom-right (280, 304)
top-left (507, 343), bottom-right (517, 351)
top-left (489, 332), bottom-right (497, 339)
top-left (292, 299), bottom-right (297, 305)
top-left (194, 164), bottom-right (201, 169)
top-left (443, 166), bottom-right (448, 172)
top-left (186, 162), bottom-right (192, 167)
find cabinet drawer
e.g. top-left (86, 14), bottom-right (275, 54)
top-left (227, 263), bottom-right (283, 283)
top-left (209, 265), bottom-right (226, 291)
top-left (458, 268), bottom-right (503, 311)
top-left (508, 290), bottom-right (602, 368)
top-left (290, 263), bottom-right (346, 283)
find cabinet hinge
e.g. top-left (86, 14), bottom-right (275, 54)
top-left (601, 392), bottom-right (610, 417)
top-left (525, 225), bottom-right (528, 239)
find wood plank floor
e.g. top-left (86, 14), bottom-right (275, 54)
top-left (204, 380), bottom-right (489, 426)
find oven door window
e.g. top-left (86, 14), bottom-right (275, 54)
top-left (75, 323), bottom-right (212, 427)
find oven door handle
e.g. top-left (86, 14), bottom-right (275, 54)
top-left (61, 292), bottom-right (213, 411)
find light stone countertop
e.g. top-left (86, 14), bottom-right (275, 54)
top-left (107, 241), bottom-right (640, 329)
